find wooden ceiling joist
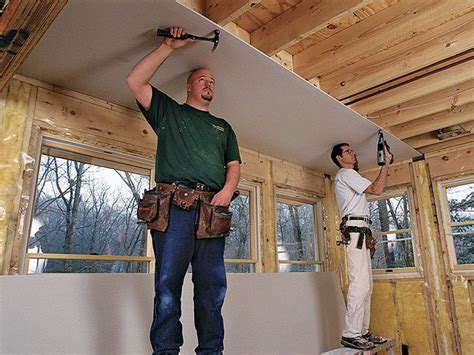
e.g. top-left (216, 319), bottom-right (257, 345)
top-left (370, 81), bottom-right (474, 128)
top-left (350, 59), bottom-right (474, 116)
top-left (389, 102), bottom-right (474, 140)
top-left (404, 120), bottom-right (474, 149)
top-left (320, 11), bottom-right (474, 99)
top-left (341, 50), bottom-right (474, 105)
top-left (206, 0), bottom-right (262, 26)
top-left (293, 0), bottom-right (473, 81)
top-left (418, 134), bottom-right (474, 154)
top-left (250, 0), bottom-right (372, 56)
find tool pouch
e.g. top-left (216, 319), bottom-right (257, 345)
top-left (366, 234), bottom-right (377, 259)
top-left (196, 200), bottom-right (232, 239)
top-left (172, 186), bottom-right (199, 210)
top-left (137, 186), bottom-right (173, 232)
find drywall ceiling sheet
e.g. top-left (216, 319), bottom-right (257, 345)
top-left (18, 0), bottom-right (419, 174)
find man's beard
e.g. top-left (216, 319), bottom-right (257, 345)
top-left (201, 93), bottom-right (213, 101)
top-left (201, 89), bottom-right (213, 102)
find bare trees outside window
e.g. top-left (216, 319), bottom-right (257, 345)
top-left (445, 182), bottom-right (474, 265)
top-left (368, 192), bottom-right (415, 270)
top-left (27, 151), bottom-right (151, 274)
top-left (225, 193), bottom-right (253, 273)
top-left (276, 196), bottom-right (322, 272)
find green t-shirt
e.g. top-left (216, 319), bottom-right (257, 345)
top-left (137, 86), bottom-right (241, 191)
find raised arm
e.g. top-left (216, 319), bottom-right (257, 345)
top-left (364, 145), bottom-right (393, 195)
top-left (126, 27), bottom-right (192, 110)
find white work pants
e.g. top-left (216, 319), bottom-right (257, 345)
top-left (342, 220), bottom-right (373, 338)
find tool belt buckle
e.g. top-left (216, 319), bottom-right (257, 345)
top-left (195, 182), bottom-right (207, 191)
top-left (173, 185), bottom-right (199, 210)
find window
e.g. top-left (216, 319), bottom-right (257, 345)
top-left (368, 190), bottom-right (416, 272)
top-left (440, 179), bottom-right (474, 270)
top-left (224, 181), bottom-right (259, 273)
top-left (25, 139), bottom-right (153, 273)
top-left (276, 191), bottom-right (323, 272)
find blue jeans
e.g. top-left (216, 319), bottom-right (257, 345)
top-left (150, 203), bottom-right (226, 355)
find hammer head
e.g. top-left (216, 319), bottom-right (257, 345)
top-left (211, 29), bottom-right (220, 52)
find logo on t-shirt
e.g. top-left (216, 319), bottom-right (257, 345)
top-left (212, 124), bottom-right (225, 132)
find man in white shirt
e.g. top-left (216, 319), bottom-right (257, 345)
top-left (331, 142), bottom-right (392, 351)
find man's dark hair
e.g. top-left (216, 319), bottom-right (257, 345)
top-left (331, 143), bottom-right (350, 168)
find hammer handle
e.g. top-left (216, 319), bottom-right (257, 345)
top-left (156, 29), bottom-right (213, 42)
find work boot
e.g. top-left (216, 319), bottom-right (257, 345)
top-left (341, 336), bottom-right (374, 351)
top-left (363, 331), bottom-right (387, 344)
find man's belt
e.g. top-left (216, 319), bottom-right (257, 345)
top-left (161, 180), bottom-right (216, 192)
top-left (343, 215), bottom-right (371, 223)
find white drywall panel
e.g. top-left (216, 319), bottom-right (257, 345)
top-left (18, 0), bottom-right (419, 173)
top-left (0, 272), bottom-right (344, 354)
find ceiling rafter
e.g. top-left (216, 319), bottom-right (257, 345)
top-left (350, 60), bottom-right (474, 116)
top-left (206, 0), bottom-right (262, 26)
top-left (370, 81), bottom-right (474, 128)
top-left (293, 0), bottom-right (473, 81)
top-left (404, 120), bottom-right (474, 149)
top-left (319, 11), bottom-right (474, 99)
top-left (250, 0), bottom-right (372, 56)
top-left (389, 102), bottom-right (474, 140)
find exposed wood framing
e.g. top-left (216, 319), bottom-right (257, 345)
top-left (404, 121), bottom-right (474, 149)
top-left (293, 0), bottom-right (473, 80)
top-left (350, 60), bottom-right (473, 116)
top-left (206, 0), bottom-right (262, 26)
top-left (320, 11), bottom-right (474, 99)
top-left (427, 145), bottom-right (474, 179)
top-left (0, 0), bottom-right (67, 91)
top-left (0, 80), bottom-right (32, 274)
top-left (419, 134), bottom-right (474, 154)
top-left (322, 176), bottom-right (347, 291)
top-left (411, 160), bottom-right (457, 354)
top-left (341, 50), bottom-right (474, 105)
top-left (261, 159), bottom-right (277, 272)
top-left (250, 0), bottom-right (371, 56)
top-left (389, 102), bottom-right (474, 140)
top-left (369, 78), bottom-right (474, 128)
top-left (361, 161), bottom-right (412, 188)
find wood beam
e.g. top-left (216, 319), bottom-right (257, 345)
top-left (350, 60), bottom-right (474, 115)
top-left (0, 0), bottom-right (67, 91)
top-left (369, 80), bottom-right (474, 128)
top-left (404, 120), bottom-right (474, 149)
top-left (206, 0), bottom-right (262, 26)
top-left (261, 159), bottom-right (277, 272)
top-left (0, 80), bottom-right (32, 274)
top-left (293, 0), bottom-right (473, 80)
top-left (418, 134), bottom-right (474, 155)
top-left (411, 160), bottom-right (457, 354)
top-left (320, 11), bottom-right (474, 99)
top-left (250, 0), bottom-right (371, 56)
top-left (389, 102), bottom-right (474, 140)
top-left (341, 50), bottom-right (474, 105)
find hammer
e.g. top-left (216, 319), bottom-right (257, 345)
top-left (156, 28), bottom-right (220, 52)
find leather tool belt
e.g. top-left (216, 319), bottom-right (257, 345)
top-left (137, 182), bottom-right (232, 239)
top-left (338, 216), bottom-right (377, 259)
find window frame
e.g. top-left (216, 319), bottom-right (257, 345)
top-left (224, 179), bottom-right (260, 272)
top-left (21, 135), bottom-right (155, 274)
top-left (367, 187), bottom-right (420, 278)
top-left (275, 187), bottom-right (325, 272)
top-left (437, 176), bottom-right (474, 274)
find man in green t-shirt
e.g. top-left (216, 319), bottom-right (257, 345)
top-left (127, 26), bottom-right (241, 355)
